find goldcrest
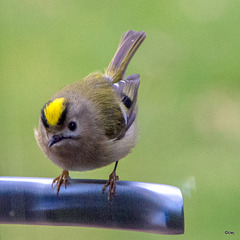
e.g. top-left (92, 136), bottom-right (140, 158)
top-left (35, 30), bottom-right (146, 199)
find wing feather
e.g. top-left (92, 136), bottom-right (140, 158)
top-left (112, 74), bottom-right (140, 139)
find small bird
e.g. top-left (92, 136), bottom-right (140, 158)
top-left (35, 30), bottom-right (146, 199)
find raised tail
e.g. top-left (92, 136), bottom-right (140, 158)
top-left (105, 30), bottom-right (146, 83)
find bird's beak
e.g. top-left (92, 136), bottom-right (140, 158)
top-left (48, 135), bottom-right (63, 147)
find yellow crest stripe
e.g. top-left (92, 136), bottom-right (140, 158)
top-left (44, 98), bottom-right (66, 126)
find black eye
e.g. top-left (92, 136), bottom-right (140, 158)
top-left (68, 121), bottom-right (77, 131)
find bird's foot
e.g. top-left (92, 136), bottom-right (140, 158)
top-left (51, 170), bottom-right (70, 197)
top-left (102, 170), bottom-right (119, 201)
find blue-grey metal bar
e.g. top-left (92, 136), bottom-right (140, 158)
top-left (0, 177), bottom-right (184, 234)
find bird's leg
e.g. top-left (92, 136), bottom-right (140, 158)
top-left (51, 170), bottom-right (70, 197)
top-left (102, 161), bottom-right (119, 200)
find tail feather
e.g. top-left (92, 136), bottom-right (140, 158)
top-left (105, 30), bottom-right (146, 83)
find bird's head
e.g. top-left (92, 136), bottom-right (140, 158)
top-left (40, 97), bottom-right (83, 148)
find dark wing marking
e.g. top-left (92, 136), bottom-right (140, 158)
top-left (122, 95), bottom-right (133, 109)
top-left (112, 74), bottom-right (140, 139)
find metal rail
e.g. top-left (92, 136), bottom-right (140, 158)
top-left (0, 177), bottom-right (184, 234)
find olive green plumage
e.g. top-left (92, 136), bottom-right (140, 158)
top-left (34, 30), bottom-right (146, 197)
top-left (56, 73), bottom-right (126, 139)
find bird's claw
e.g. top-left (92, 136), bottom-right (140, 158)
top-left (102, 171), bottom-right (119, 201)
top-left (51, 170), bottom-right (70, 197)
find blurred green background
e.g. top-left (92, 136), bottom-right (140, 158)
top-left (1, 0), bottom-right (240, 239)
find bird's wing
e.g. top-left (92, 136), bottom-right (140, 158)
top-left (112, 74), bottom-right (140, 139)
